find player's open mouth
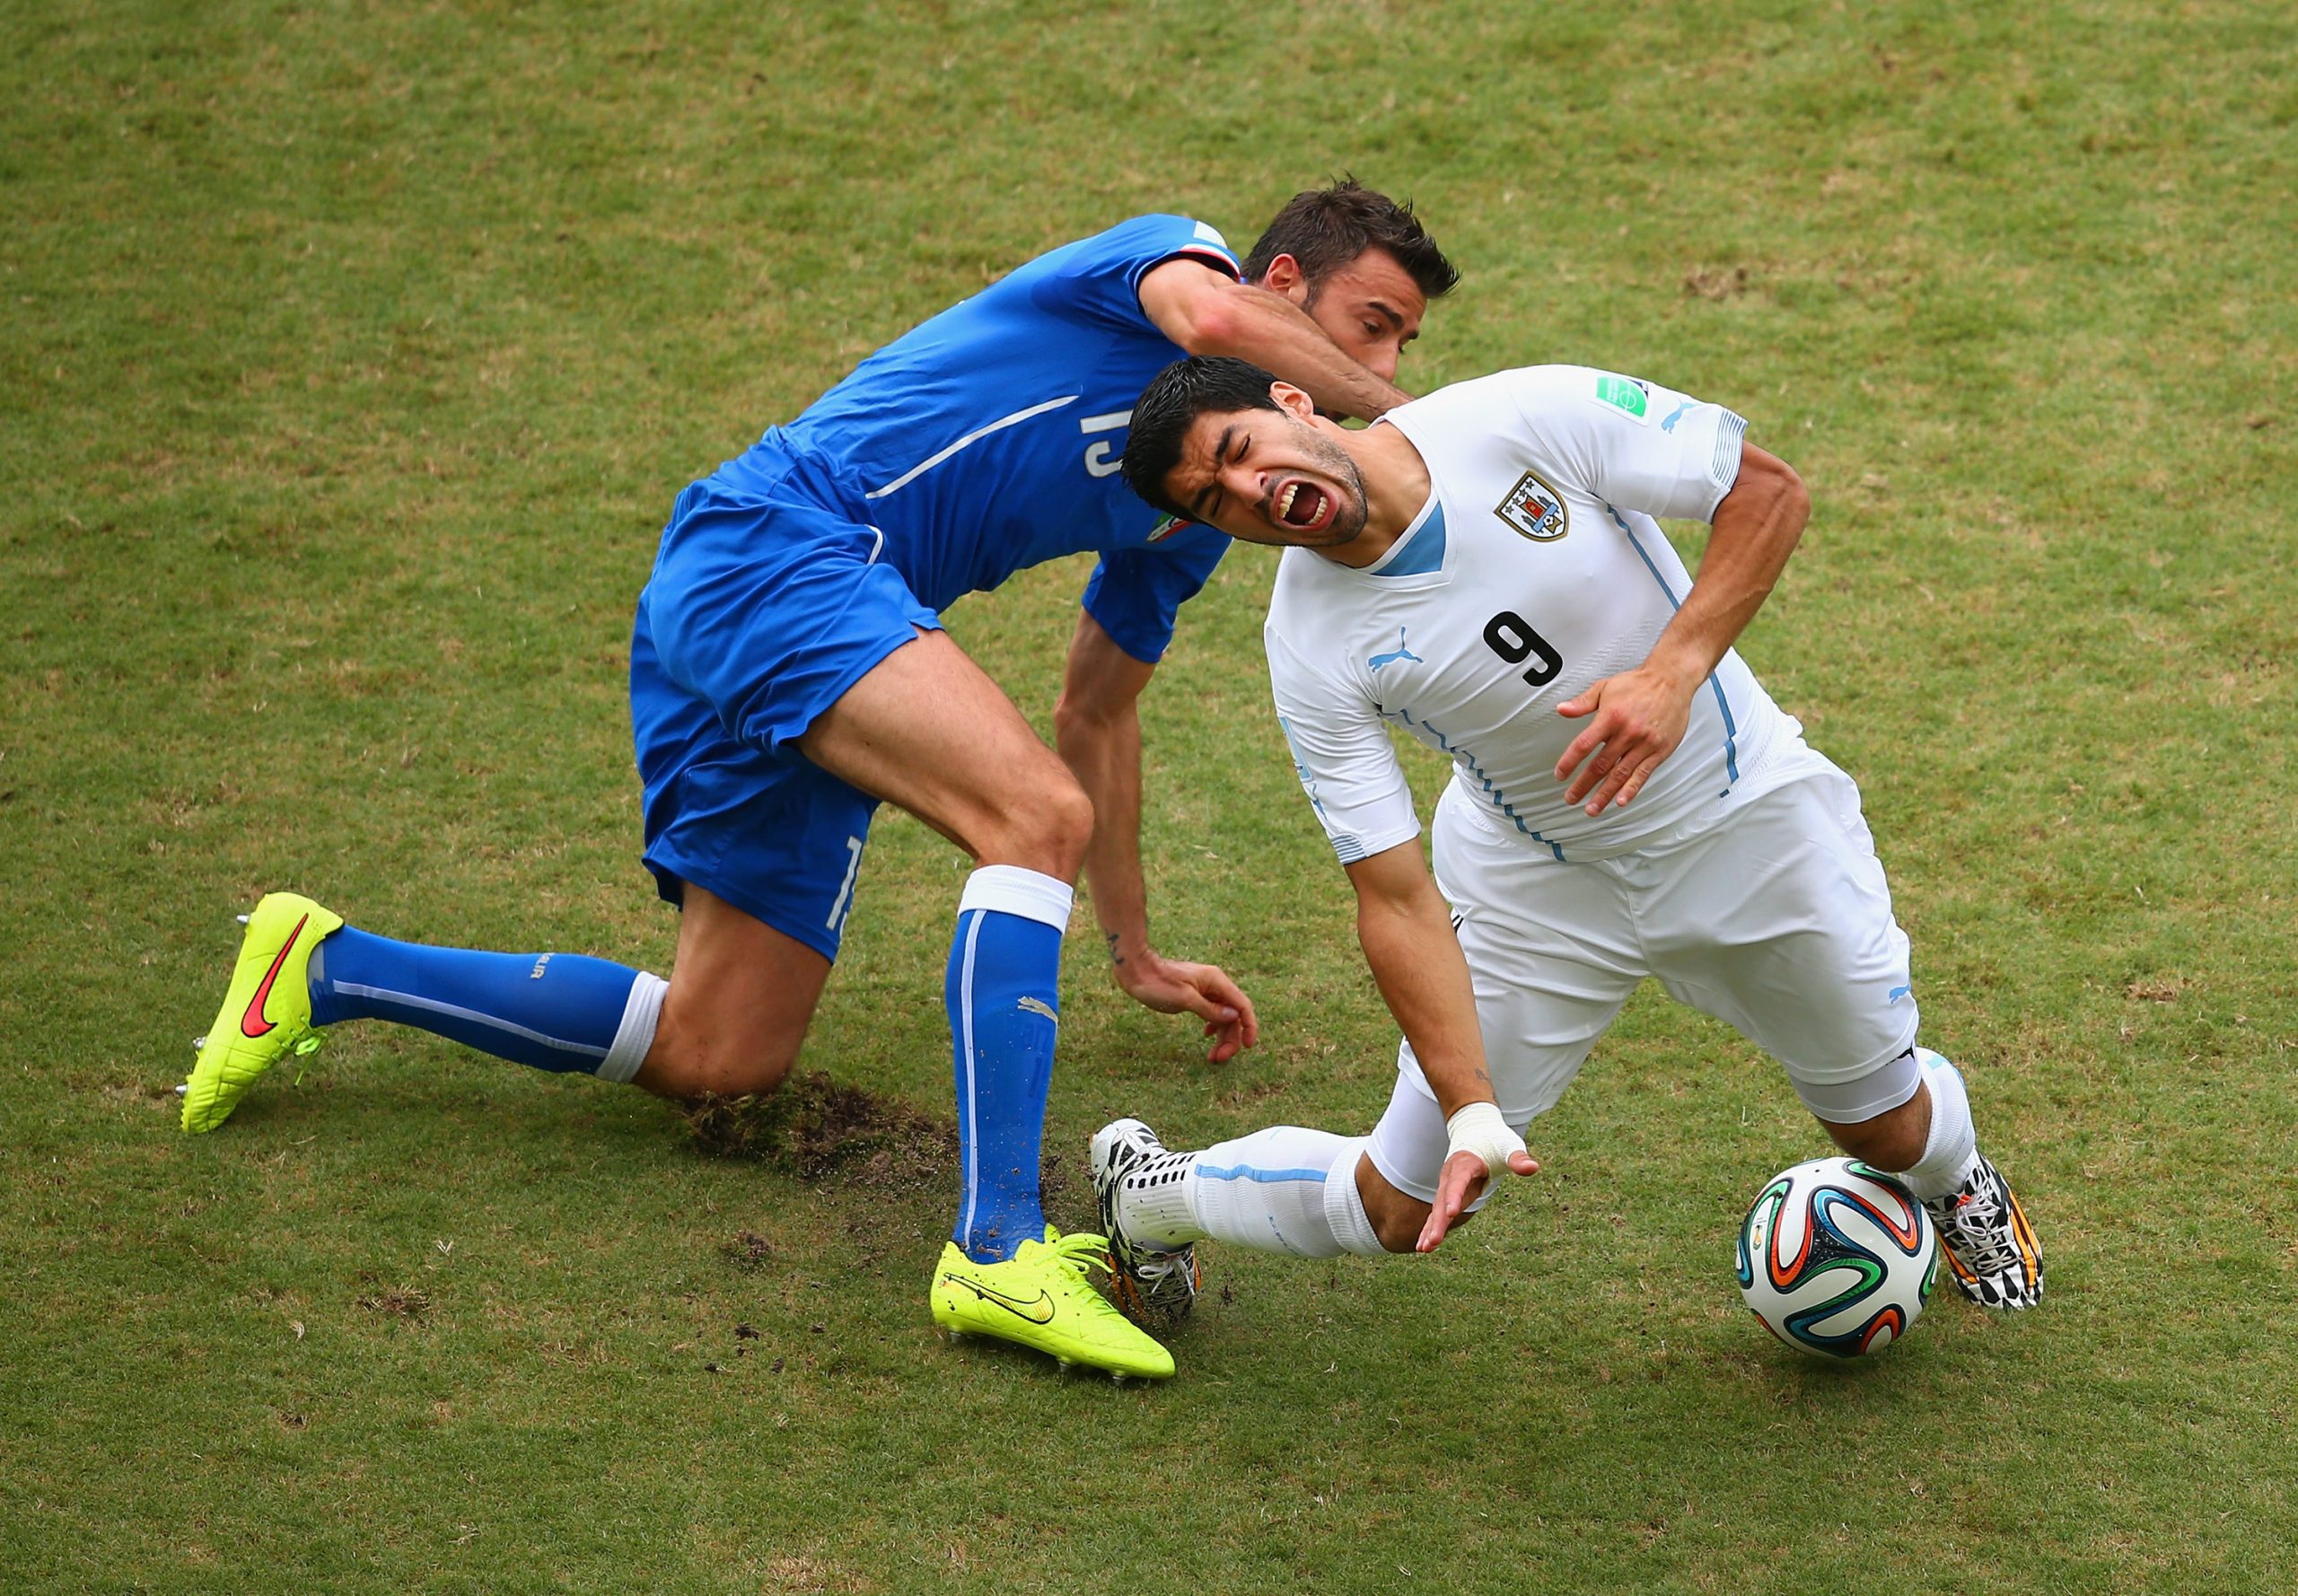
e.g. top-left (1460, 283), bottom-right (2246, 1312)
top-left (1276, 478), bottom-right (1330, 531)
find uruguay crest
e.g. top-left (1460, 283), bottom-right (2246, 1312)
top-left (1495, 469), bottom-right (1568, 541)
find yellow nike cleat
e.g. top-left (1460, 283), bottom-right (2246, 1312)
top-left (931, 1226), bottom-right (1175, 1381)
top-left (181, 892), bottom-right (344, 1134)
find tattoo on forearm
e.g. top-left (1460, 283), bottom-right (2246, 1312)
top-left (1104, 931), bottom-right (1126, 967)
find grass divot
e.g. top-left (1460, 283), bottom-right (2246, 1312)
top-left (679, 1071), bottom-right (955, 1191)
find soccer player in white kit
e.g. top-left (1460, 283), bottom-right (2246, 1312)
top-left (1091, 355), bottom-right (2042, 1331)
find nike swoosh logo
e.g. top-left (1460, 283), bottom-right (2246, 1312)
top-left (240, 913), bottom-right (311, 1039)
top-left (942, 1273), bottom-right (1056, 1325)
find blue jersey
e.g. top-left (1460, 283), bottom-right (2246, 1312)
top-left (700, 214), bottom-right (1241, 662)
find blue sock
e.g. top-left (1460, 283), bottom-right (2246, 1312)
top-left (946, 866), bottom-right (1074, 1262)
top-left (307, 925), bottom-right (666, 1082)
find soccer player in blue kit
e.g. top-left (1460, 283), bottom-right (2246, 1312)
top-left (184, 182), bottom-right (1460, 1379)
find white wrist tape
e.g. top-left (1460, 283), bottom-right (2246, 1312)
top-left (1443, 1101), bottom-right (1526, 1181)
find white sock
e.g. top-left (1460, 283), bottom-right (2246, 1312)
top-left (598, 972), bottom-right (668, 1085)
top-left (1899, 1048), bottom-right (1979, 1201)
top-left (1182, 1127), bottom-right (1364, 1258)
top-left (1320, 1139), bottom-right (1387, 1256)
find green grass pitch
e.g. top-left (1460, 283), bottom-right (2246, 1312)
top-left (4, 1), bottom-right (2294, 1591)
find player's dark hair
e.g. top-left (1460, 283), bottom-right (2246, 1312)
top-left (1120, 355), bottom-right (1286, 522)
top-left (1242, 177), bottom-right (1460, 302)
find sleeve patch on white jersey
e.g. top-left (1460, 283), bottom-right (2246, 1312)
top-left (1592, 373), bottom-right (1652, 424)
top-left (1495, 468), bottom-right (1570, 542)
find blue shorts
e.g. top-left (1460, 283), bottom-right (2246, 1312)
top-left (631, 459), bottom-right (941, 961)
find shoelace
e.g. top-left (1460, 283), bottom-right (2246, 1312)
top-left (1127, 1246), bottom-right (1195, 1286)
top-left (1105, 1186), bottom-right (1191, 1275)
top-left (1043, 1229), bottom-right (1118, 1280)
top-left (1932, 1179), bottom-right (2021, 1275)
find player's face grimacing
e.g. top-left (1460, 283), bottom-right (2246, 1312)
top-left (1164, 383), bottom-right (1371, 549)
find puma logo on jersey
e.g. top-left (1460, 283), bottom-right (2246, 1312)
top-left (1368, 627), bottom-right (1422, 673)
top-left (1661, 398), bottom-right (1697, 432)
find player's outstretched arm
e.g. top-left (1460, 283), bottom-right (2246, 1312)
top-left (1138, 259), bottom-right (1409, 422)
top-left (1344, 840), bottom-right (1539, 1250)
top-left (1054, 611), bottom-right (1258, 1064)
top-left (1554, 443), bottom-right (1811, 814)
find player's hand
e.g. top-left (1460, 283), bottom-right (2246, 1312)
top-left (1115, 951), bottom-right (1260, 1064)
top-left (1416, 1145), bottom-right (1540, 1253)
top-left (1554, 665), bottom-right (1697, 814)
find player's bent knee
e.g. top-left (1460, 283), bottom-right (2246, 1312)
top-left (1037, 779), bottom-right (1098, 872)
top-left (635, 1013), bottom-right (806, 1102)
top-left (979, 776), bottom-right (1095, 879)
top-left (638, 1044), bottom-right (799, 1102)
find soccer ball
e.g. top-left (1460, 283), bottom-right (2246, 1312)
top-left (1736, 1156), bottom-right (1938, 1358)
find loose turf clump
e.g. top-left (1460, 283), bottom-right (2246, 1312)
top-left (679, 1071), bottom-right (955, 1190)
top-left (355, 1285), bottom-right (432, 1320)
top-left (720, 1230), bottom-right (775, 1274)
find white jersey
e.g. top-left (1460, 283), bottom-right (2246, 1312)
top-left (1265, 364), bottom-right (1789, 864)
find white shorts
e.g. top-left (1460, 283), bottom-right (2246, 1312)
top-left (1366, 739), bottom-right (1921, 1205)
